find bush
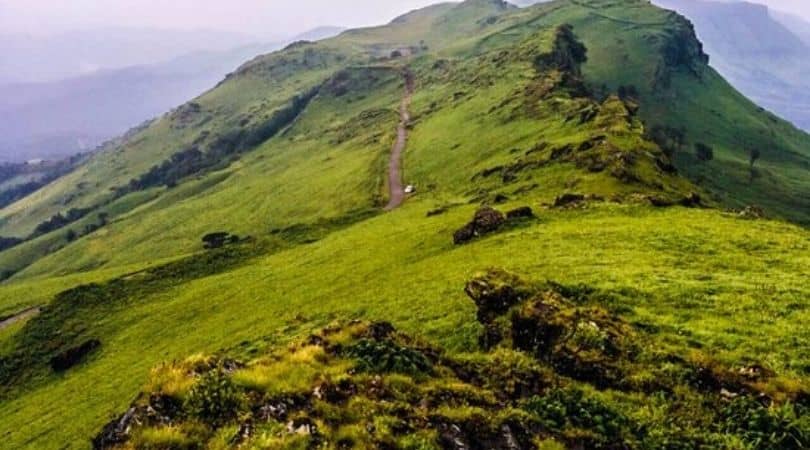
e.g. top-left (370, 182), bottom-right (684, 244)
top-left (50, 339), bottom-right (101, 372)
top-left (720, 397), bottom-right (809, 449)
top-left (0, 236), bottom-right (23, 252)
top-left (184, 369), bottom-right (244, 427)
top-left (646, 125), bottom-right (686, 158)
top-left (524, 388), bottom-right (632, 443)
top-left (345, 339), bottom-right (432, 376)
top-left (694, 142), bottom-right (714, 162)
top-left (201, 232), bottom-right (239, 249)
top-left (32, 207), bottom-right (92, 237)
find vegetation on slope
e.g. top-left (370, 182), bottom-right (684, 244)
top-left (92, 314), bottom-right (810, 449)
top-left (0, 0), bottom-right (808, 448)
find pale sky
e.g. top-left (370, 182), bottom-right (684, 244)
top-left (1, 0), bottom-right (808, 38)
top-left (0, 0), bottom-right (440, 38)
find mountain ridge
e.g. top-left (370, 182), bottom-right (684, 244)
top-left (0, 1), bottom-right (808, 448)
top-left (653, 0), bottom-right (810, 132)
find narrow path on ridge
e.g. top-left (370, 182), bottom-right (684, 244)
top-left (0, 306), bottom-right (41, 332)
top-left (384, 68), bottom-right (415, 211)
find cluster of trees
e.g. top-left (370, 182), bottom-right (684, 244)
top-left (121, 86), bottom-right (320, 194)
top-left (32, 207), bottom-right (92, 238)
top-left (0, 181), bottom-right (49, 209)
top-left (201, 232), bottom-right (240, 249)
top-left (646, 128), bottom-right (762, 184)
top-left (695, 142), bottom-right (714, 162)
top-left (0, 155), bottom-right (86, 209)
top-left (0, 236), bottom-right (23, 252)
top-left (646, 125), bottom-right (687, 158)
top-left (124, 147), bottom-right (206, 192)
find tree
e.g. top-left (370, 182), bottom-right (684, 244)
top-left (749, 148), bottom-right (761, 168)
top-left (202, 232), bottom-right (239, 249)
top-left (694, 142), bottom-right (714, 162)
top-left (749, 148), bottom-right (762, 182)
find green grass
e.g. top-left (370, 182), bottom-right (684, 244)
top-left (0, 0), bottom-right (808, 448)
top-left (0, 201), bottom-right (808, 448)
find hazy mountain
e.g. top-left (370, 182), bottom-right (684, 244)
top-left (772, 10), bottom-right (810, 46)
top-left (0, 44), bottom-right (279, 162)
top-left (0, 26), bottom-right (345, 163)
top-left (654, 0), bottom-right (810, 131)
top-left (0, 27), bottom-right (260, 84)
top-left (292, 26), bottom-right (346, 42)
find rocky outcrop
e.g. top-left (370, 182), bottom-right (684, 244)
top-left (453, 206), bottom-right (507, 244)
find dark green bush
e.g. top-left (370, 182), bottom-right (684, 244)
top-left (694, 142), bottom-right (714, 162)
top-left (524, 388), bottom-right (632, 443)
top-left (184, 369), bottom-right (243, 427)
top-left (720, 397), bottom-right (809, 449)
top-left (345, 339), bottom-right (432, 376)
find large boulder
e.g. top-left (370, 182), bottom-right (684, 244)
top-left (473, 206), bottom-right (506, 233)
top-left (453, 206), bottom-right (506, 245)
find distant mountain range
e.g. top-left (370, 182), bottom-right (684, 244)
top-left (654, 0), bottom-right (810, 131)
top-left (0, 27), bottom-right (344, 163)
top-left (0, 28), bottom-right (261, 84)
top-left (772, 10), bottom-right (810, 46)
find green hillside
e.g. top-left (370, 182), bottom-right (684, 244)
top-left (0, 0), bottom-right (808, 449)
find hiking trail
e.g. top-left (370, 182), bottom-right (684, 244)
top-left (384, 69), bottom-right (415, 211)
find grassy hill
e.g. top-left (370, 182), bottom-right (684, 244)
top-left (0, 0), bottom-right (808, 448)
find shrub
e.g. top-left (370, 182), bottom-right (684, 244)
top-left (524, 388), bottom-right (632, 443)
top-left (749, 148), bottom-right (761, 168)
top-left (50, 339), bottom-right (101, 372)
top-left (694, 142), bottom-right (714, 162)
top-left (345, 339), bottom-right (432, 376)
top-left (201, 232), bottom-right (239, 249)
top-left (0, 236), bottom-right (23, 252)
top-left (184, 369), bottom-right (244, 427)
top-left (720, 397), bottom-right (809, 449)
top-left (646, 125), bottom-right (686, 158)
top-left (32, 207), bottom-right (92, 237)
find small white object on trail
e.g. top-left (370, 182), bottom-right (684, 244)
top-left (404, 185), bottom-right (415, 194)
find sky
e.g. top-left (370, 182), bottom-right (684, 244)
top-left (0, 0), bottom-right (440, 38)
top-left (1, 0), bottom-right (808, 38)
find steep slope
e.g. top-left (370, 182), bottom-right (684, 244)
top-left (773, 10), bottom-right (810, 46)
top-left (0, 1), bottom-right (808, 448)
top-left (0, 44), bottom-right (281, 163)
top-left (655, 0), bottom-right (810, 132)
top-left (0, 27), bottom-right (346, 164)
top-left (0, 0), bottom-right (703, 279)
